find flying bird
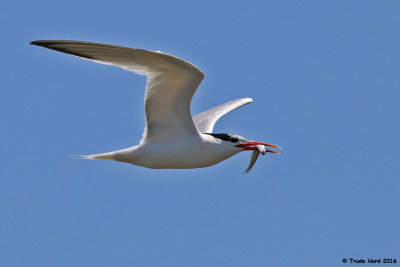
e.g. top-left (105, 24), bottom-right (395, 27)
top-left (31, 40), bottom-right (280, 172)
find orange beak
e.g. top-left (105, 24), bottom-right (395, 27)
top-left (235, 141), bottom-right (281, 154)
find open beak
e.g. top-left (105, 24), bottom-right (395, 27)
top-left (235, 141), bottom-right (281, 154)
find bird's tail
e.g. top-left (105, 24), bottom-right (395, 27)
top-left (72, 152), bottom-right (116, 160)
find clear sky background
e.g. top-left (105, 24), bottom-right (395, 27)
top-left (2, 0), bottom-right (399, 266)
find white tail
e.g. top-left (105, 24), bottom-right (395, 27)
top-left (72, 147), bottom-right (138, 163)
top-left (73, 152), bottom-right (116, 160)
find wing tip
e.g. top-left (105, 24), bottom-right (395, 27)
top-left (30, 40), bottom-right (45, 46)
top-left (30, 40), bottom-right (59, 47)
top-left (238, 97), bottom-right (253, 105)
top-left (30, 40), bottom-right (97, 60)
top-left (237, 97), bottom-right (253, 103)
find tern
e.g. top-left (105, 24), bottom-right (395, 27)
top-left (31, 40), bottom-right (280, 172)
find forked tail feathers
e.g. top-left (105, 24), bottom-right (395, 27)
top-left (72, 152), bottom-right (116, 160)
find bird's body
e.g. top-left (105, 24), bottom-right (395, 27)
top-left (31, 40), bottom-right (280, 172)
top-left (94, 133), bottom-right (242, 169)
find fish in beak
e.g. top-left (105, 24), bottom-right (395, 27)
top-left (235, 141), bottom-right (281, 173)
top-left (235, 141), bottom-right (281, 154)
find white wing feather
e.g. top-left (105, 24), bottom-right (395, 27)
top-left (193, 98), bottom-right (253, 133)
top-left (31, 40), bottom-right (204, 143)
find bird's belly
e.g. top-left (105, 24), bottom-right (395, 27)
top-left (132, 142), bottom-right (239, 169)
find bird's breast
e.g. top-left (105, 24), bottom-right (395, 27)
top-left (130, 137), bottom-right (240, 169)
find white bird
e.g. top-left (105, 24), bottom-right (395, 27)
top-left (31, 40), bottom-right (280, 172)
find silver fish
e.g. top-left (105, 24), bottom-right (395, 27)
top-left (256, 144), bottom-right (267, 155)
top-left (243, 145), bottom-right (267, 173)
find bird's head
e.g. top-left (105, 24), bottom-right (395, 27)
top-left (234, 139), bottom-right (281, 154)
top-left (204, 133), bottom-right (281, 173)
top-left (205, 133), bottom-right (280, 154)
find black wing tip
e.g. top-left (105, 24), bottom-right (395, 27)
top-left (30, 40), bottom-right (96, 60)
top-left (30, 40), bottom-right (44, 46)
top-left (30, 40), bottom-right (55, 47)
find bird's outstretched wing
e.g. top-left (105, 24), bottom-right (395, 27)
top-left (31, 40), bottom-right (204, 143)
top-left (193, 98), bottom-right (253, 133)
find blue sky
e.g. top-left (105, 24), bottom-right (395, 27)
top-left (2, 0), bottom-right (400, 266)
